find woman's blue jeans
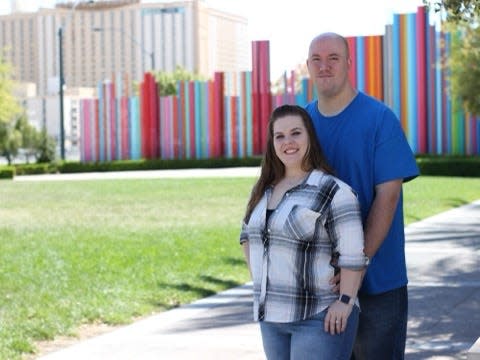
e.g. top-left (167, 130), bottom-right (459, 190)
top-left (259, 305), bottom-right (360, 360)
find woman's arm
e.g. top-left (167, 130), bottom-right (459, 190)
top-left (324, 184), bottom-right (366, 334)
top-left (241, 241), bottom-right (252, 280)
top-left (324, 268), bottom-right (363, 334)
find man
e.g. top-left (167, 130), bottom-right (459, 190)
top-left (305, 32), bottom-right (419, 359)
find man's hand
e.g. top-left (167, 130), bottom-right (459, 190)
top-left (329, 273), bottom-right (341, 293)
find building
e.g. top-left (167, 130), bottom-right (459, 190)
top-left (0, 0), bottom-right (249, 158)
top-left (1, 0), bottom-right (249, 96)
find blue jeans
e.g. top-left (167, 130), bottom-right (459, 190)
top-left (260, 305), bottom-right (359, 360)
top-left (352, 286), bottom-right (408, 360)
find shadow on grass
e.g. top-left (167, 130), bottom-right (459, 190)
top-left (156, 282), bottom-right (216, 299)
top-left (445, 197), bottom-right (472, 208)
top-left (406, 214), bottom-right (423, 224)
top-left (199, 275), bottom-right (240, 289)
top-left (222, 257), bottom-right (246, 267)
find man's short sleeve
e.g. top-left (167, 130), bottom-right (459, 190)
top-left (374, 110), bottom-right (419, 185)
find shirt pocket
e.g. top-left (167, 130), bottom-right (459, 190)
top-left (283, 205), bottom-right (322, 242)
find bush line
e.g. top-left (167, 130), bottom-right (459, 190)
top-left (0, 155), bottom-right (479, 179)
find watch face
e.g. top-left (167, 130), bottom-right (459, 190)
top-left (340, 294), bottom-right (351, 304)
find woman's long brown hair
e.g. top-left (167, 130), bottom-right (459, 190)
top-left (243, 105), bottom-right (333, 222)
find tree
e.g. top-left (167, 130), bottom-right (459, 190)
top-left (15, 115), bottom-right (57, 164)
top-left (0, 56), bottom-right (22, 162)
top-left (36, 129), bottom-right (56, 164)
top-left (426, 1), bottom-right (480, 115)
top-left (0, 56), bottom-right (56, 164)
top-left (425, 0), bottom-right (480, 23)
top-left (0, 122), bottom-right (21, 165)
top-left (153, 66), bottom-right (205, 96)
top-left (446, 22), bottom-right (480, 116)
top-left (15, 114), bottom-right (39, 163)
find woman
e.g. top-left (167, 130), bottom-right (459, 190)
top-left (239, 105), bottom-right (368, 359)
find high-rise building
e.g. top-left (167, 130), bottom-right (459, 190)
top-left (0, 0), bottom-right (249, 97)
top-left (0, 0), bottom-right (249, 159)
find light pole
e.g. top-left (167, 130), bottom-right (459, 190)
top-left (58, 0), bottom-right (94, 160)
top-left (92, 27), bottom-right (155, 70)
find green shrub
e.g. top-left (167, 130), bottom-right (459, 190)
top-left (58, 157), bottom-right (262, 173)
top-left (416, 155), bottom-right (480, 177)
top-left (0, 166), bottom-right (15, 179)
top-left (14, 163), bottom-right (56, 175)
top-left (10, 155), bottom-right (480, 178)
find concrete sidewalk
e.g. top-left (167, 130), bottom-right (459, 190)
top-left (14, 167), bottom-right (261, 182)
top-left (35, 197), bottom-right (479, 360)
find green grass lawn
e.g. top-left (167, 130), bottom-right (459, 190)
top-left (0, 175), bottom-right (479, 359)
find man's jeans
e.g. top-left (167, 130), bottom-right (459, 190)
top-left (260, 305), bottom-right (359, 360)
top-left (352, 286), bottom-right (408, 360)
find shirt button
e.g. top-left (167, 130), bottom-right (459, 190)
top-left (267, 228), bottom-right (271, 233)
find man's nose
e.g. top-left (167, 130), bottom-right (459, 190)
top-left (317, 60), bottom-right (328, 70)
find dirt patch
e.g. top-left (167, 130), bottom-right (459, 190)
top-left (23, 322), bottom-right (121, 359)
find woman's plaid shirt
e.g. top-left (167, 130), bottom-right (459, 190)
top-left (240, 170), bottom-right (365, 323)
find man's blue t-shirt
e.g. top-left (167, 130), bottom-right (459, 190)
top-left (306, 92), bottom-right (419, 295)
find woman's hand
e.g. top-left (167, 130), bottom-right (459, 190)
top-left (324, 301), bottom-right (353, 335)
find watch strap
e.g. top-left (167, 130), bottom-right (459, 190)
top-left (339, 294), bottom-right (354, 305)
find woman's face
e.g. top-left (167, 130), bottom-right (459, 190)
top-left (272, 115), bottom-right (309, 170)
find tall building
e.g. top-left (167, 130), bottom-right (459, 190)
top-left (0, 0), bottom-right (249, 96)
top-left (0, 0), bottom-right (249, 159)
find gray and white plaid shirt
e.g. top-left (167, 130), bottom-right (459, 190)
top-left (240, 170), bottom-right (365, 323)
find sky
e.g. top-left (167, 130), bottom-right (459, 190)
top-left (0, 0), bottom-right (429, 79)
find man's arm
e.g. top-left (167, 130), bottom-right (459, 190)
top-left (329, 178), bottom-right (403, 292)
top-left (363, 179), bottom-right (403, 258)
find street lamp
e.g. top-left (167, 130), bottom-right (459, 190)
top-left (58, 0), bottom-right (94, 160)
top-left (92, 27), bottom-right (155, 70)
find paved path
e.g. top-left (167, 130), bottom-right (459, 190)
top-left (14, 167), bottom-right (261, 182)
top-left (403, 200), bottom-right (480, 359)
top-left (25, 170), bottom-right (479, 359)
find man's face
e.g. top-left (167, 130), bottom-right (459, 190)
top-left (307, 35), bottom-right (351, 98)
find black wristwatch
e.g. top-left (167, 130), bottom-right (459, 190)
top-left (338, 294), bottom-right (354, 305)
